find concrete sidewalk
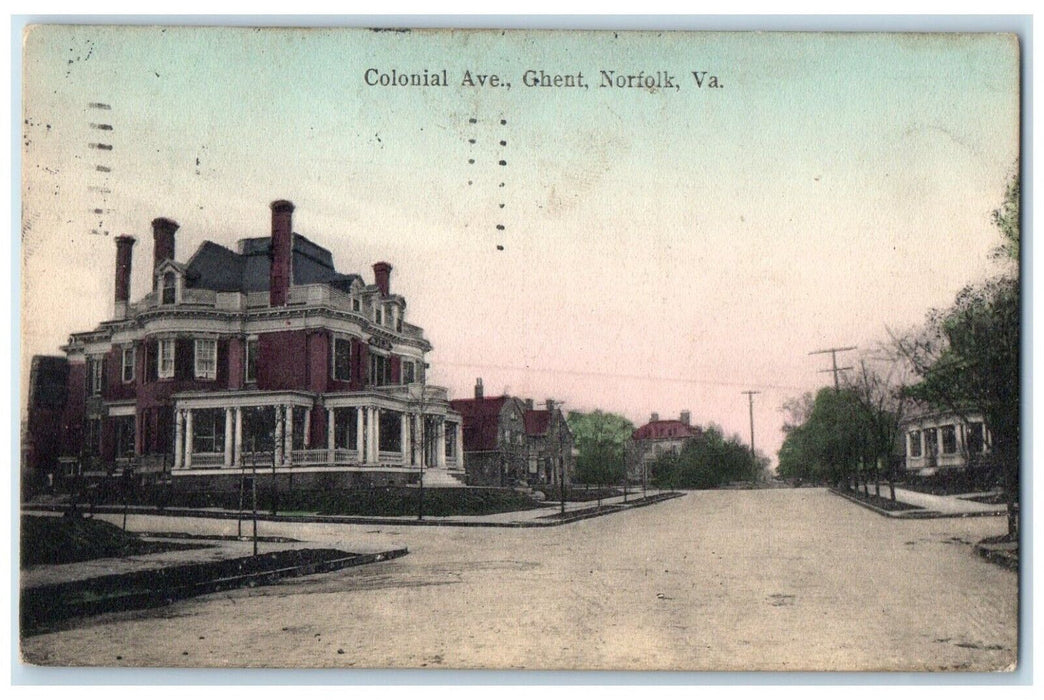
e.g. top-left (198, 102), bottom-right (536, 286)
top-left (888, 486), bottom-right (1007, 515)
top-left (833, 485), bottom-right (1007, 518)
top-left (24, 489), bottom-right (677, 529)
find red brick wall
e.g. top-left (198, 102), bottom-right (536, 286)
top-left (306, 330), bottom-right (330, 393)
top-left (257, 329), bottom-right (309, 390)
top-left (227, 336), bottom-right (244, 390)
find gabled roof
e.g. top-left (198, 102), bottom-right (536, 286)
top-left (524, 410), bottom-right (551, 437)
top-left (449, 396), bottom-right (517, 451)
top-left (632, 420), bottom-right (700, 441)
top-left (183, 233), bottom-right (363, 294)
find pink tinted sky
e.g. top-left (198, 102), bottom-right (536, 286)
top-left (19, 27), bottom-right (1020, 464)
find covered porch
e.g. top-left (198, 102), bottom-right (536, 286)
top-left (171, 389), bottom-right (464, 477)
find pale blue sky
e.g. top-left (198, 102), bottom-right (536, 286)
top-left (20, 26), bottom-right (1020, 462)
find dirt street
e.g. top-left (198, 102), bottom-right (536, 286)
top-left (20, 488), bottom-right (1018, 671)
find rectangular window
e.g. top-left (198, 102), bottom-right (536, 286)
top-left (245, 337), bottom-right (258, 383)
top-left (122, 347), bottom-right (136, 383)
top-left (941, 425), bottom-right (958, 454)
top-left (352, 298), bottom-right (360, 312)
top-left (162, 272), bottom-right (177, 305)
top-left (113, 415), bottom-right (135, 457)
top-left (368, 353), bottom-right (390, 386)
top-left (909, 430), bottom-right (922, 458)
top-left (924, 428), bottom-right (939, 456)
top-left (375, 307), bottom-right (383, 325)
top-left (158, 339), bottom-right (175, 379)
top-left (191, 408), bottom-right (226, 454)
top-left (334, 407), bottom-right (358, 449)
top-left (84, 418), bottom-right (101, 456)
top-left (87, 357), bottom-right (103, 396)
top-left (967, 422), bottom-right (986, 454)
top-left (292, 407), bottom-right (307, 451)
top-left (195, 339), bottom-right (217, 380)
top-left (333, 337), bottom-right (352, 381)
top-left (402, 360), bottom-right (415, 385)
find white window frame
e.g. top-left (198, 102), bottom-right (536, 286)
top-left (374, 306), bottom-right (383, 326)
top-left (401, 359), bottom-right (415, 385)
top-left (195, 338), bottom-right (217, 380)
top-left (158, 339), bottom-right (176, 379)
top-left (88, 357), bottom-right (103, 396)
top-left (121, 346), bottom-right (136, 383)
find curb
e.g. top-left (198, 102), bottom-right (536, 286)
top-left (23, 492), bottom-right (683, 529)
top-left (21, 547), bottom-right (407, 635)
top-left (974, 541), bottom-right (1019, 572)
top-left (828, 488), bottom-right (1006, 520)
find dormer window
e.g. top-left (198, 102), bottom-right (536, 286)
top-left (352, 298), bottom-right (361, 313)
top-left (375, 307), bottom-right (383, 325)
top-left (162, 272), bottom-right (177, 304)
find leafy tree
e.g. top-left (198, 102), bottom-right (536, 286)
top-left (776, 387), bottom-right (867, 486)
top-left (894, 172), bottom-right (1020, 536)
top-left (650, 424), bottom-right (759, 489)
top-left (566, 410), bottom-right (633, 490)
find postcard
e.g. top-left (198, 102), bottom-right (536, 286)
top-left (19, 24), bottom-right (1021, 673)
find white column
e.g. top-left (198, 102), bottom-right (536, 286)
top-left (233, 407), bottom-right (243, 467)
top-left (303, 408), bottom-right (312, 450)
top-left (455, 421), bottom-right (464, 468)
top-left (274, 408), bottom-right (284, 467)
top-left (184, 409), bottom-right (194, 468)
top-left (283, 405), bottom-right (293, 465)
top-left (418, 415), bottom-right (426, 468)
top-left (327, 407), bottom-right (336, 464)
top-left (436, 418), bottom-right (447, 468)
top-left (224, 408), bottom-right (234, 467)
top-left (356, 407), bottom-right (365, 464)
top-left (400, 411), bottom-right (409, 465)
top-left (173, 410), bottom-right (184, 469)
top-left (372, 408), bottom-right (381, 463)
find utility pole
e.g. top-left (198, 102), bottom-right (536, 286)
top-left (741, 390), bottom-right (760, 474)
top-left (809, 346), bottom-right (857, 392)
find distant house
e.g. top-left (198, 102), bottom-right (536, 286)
top-left (449, 380), bottom-right (575, 488)
top-left (522, 399), bottom-right (575, 487)
top-left (449, 380), bottom-right (528, 486)
top-left (901, 409), bottom-right (991, 476)
top-left (630, 411), bottom-right (702, 482)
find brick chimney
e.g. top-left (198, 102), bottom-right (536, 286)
top-left (270, 199), bottom-right (294, 307)
top-left (680, 411), bottom-right (691, 426)
top-left (114, 235), bottom-right (136, 319)
top-left (546, 399), bottom-right (555, 411)
top-left (651, 412), bottom-right (659, 423)
top-left (151, 217), bottom-right (178, 271)
top-left (525, 398), bottom-right (534, 410)
top-left (475, 377), bottom-right (484, 399)
top-left (373, 261), bottom-right (392, 297)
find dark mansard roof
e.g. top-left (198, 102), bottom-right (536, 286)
top-left (183, 233), bottom-right (362, 294)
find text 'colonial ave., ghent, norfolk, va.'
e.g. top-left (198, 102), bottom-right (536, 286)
top-left (363, 69), bottom-right (724, 91)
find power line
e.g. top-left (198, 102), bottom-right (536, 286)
top-left (436, 360), bottom-right (808, 393)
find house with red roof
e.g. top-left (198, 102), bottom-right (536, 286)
top-left (630, 411), bottom-right (703, 482)
top-left (24, 199), bottom-right (465, 493)
top-left (449, 380), bottom-right (575, 487)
